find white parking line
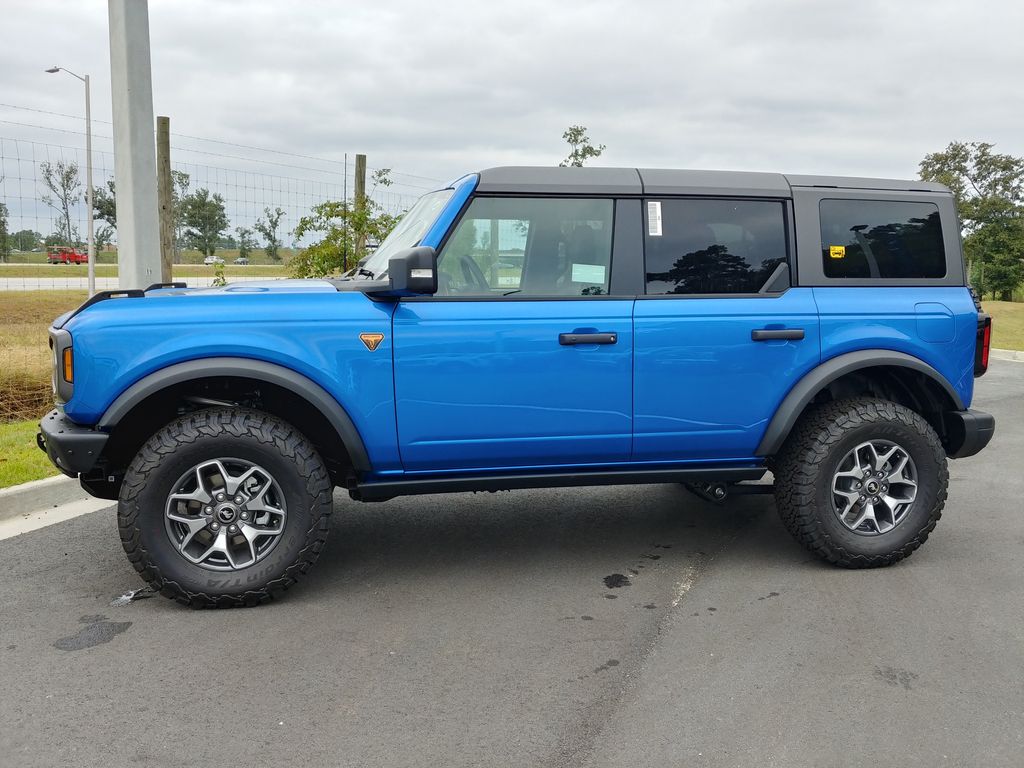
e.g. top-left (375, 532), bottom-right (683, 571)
top-left (0, 498), bottom-right (113, 540)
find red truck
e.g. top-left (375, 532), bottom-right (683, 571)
top-left (47, 246), bottom-right (88, 264)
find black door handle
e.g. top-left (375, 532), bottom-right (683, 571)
top-left (751, 328), bottom-right (805, 341)
top-left (559, 332), bottom-right (618, 345)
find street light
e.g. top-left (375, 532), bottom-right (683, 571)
top-left (45, 66), bottom-right (95, 297)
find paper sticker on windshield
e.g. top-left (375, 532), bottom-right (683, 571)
top-left (829, 245), bottom-right (846, 259)
top-left (647, 201), bottom-right (663, 236)
top-left (571, 263), bottom-right (606, 284)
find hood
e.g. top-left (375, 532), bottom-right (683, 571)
top-left (55, 278), bottom-right (339, 330)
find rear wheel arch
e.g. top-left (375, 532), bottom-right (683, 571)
top-left (758, 351), bottom-right (963, 458)
top-left (94, 358), bottom-right (369, 489)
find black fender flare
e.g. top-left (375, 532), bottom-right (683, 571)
top-left (96, 357), bottom-right (370, 473)
top-left (755, 350), bottom-right (964, 456)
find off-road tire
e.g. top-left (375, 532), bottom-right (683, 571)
top-left (118, 408), bottom-right (333, 607)
top-left (774, 398), bottom-right (948, 568)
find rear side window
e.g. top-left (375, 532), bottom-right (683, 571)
top-left (644, 199), bottom-right (788, 295)
top-left (820, 199), bottom-right (945, 279)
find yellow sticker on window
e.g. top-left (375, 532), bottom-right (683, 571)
top-left (829, 245), bottom-right (846, 259)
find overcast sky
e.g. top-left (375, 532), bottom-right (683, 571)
top-left (2, 0), bottom-right (1023, 190)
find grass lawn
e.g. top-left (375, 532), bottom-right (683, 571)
top-left (0, 419), bottom-right (58, 487)
top-left (0, 290), bottom-right (88, 422)
top-left (982, 301), bottom-right (1024, 351)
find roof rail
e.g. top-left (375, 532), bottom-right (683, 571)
top-left (144, 281), bottom-right (188, 291)
top-left (56, 289), bottom-right (145, 329)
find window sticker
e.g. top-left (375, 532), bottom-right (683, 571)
top-left (829, 245), bottom-right (846, 259)
top-left (647, 201), bottom-right (663, 237)
top-left (571, 263), bottom-right (606, 283)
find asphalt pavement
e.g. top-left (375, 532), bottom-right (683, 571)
top-left (1, 361), bottom-right (1021, 768)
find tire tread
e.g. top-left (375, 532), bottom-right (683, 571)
top-left (773, 398), bottom-right (948, 569)
top-left (117, 409), bottom-right (332, 608)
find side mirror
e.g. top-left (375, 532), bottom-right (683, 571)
top-left (389, 246), bottom-right (437, 295)
top-left (364, 246), bottom-right (437, 298)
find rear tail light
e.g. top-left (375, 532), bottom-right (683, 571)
top-left (975, 314), bottom-right (991, 377)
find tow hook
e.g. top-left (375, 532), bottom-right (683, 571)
top-left (685, 482), bottom-right (729, 503)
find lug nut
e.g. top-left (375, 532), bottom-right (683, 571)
top-left (240, 511), bottom-right (249, 520)
top-left (872, 497), bottom-right (879, 504)
top-left (217, 493), bottom-right (225, 501)
top-left (211, 522), bottom-right (220, 531)
top-left (229, 524), bottom-right (237, 532)
top-left (204, 506), bottom-right (212, 514)
top-left (234, 496), bottom-right (243, 504)
top-left (854, 482), bottom-right (862, 489)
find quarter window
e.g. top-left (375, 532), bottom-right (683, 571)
top-left (820, 199), bottom-right (946, 279)
top-left (644, 199), bottom-right (788, 295)
top-left (438, 197), bottom-right (614, 296)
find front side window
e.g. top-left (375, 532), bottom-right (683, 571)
top-left (438, 197), bottom-right (614, 296)
top-left (644, 199), bottom-right (788, 295)
top-left (820, 199), bottom-right (946, 279)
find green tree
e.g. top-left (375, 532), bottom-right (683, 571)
top-left (559, 125), bottom-right (606, 167)
top-left (10, 229), bottom-right (42, 251)
top-left (254, 207), bottom-right (286, 262)
top-left (966, 215), bottom-right (1024, 301)
top-left (920, 141), bottom-right (1024, 299)
top-left (236, 226), bottom-right (255, 260)
top-left (290, 170), bottom-right (399, 278)
top-left (171, 170), bottom-right (190, 259)
top-left (93, 179), bottom-right (117, 228)
top-left (94, 224), bottom-right (115, 251)
top-left (39, 159), bottom-right (81, 245)
top-left (0, 201), bottom-right (10, 262)
top-left (181, 187), bottom-right (229, 259)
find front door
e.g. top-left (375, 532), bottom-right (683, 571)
top-left (392, 196), bottom-right (633, 472)
top-left (633, 197), bottom-right (821, 461)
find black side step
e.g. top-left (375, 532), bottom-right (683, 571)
top-left (351, 466), bottom-right (766, 502)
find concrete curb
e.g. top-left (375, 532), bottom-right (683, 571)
top-left (991, 348), bottom-right (1024, 362)
top-left (0, 474), bottom-right (93, 523)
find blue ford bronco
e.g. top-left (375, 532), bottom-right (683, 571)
top-left (38, 166), bottom-right (995, 606)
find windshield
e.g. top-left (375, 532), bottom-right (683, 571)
top-left (357, 188), bottom-right (454, 278)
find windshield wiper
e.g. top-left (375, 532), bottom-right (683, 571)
top-left (357, 267), bottom-right (376, 279)
top-left (502, 289), bottom-right (521, 296)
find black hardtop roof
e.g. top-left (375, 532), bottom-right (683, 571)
top-left (475, 166), bottom-right (949, 196)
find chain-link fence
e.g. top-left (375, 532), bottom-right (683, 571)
top-left (0, 104), bottom-right (443, 421)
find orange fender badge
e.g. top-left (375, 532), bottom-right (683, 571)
top-left (359, 332), bottom-right (385, 351)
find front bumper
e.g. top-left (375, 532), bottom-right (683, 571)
top-left (37, 409), bottom-right (108, 476)
top-left (944, 409), bottom-right (995, 459)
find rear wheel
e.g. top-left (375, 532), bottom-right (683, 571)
top-left (118, 408), bottom-right (333, 607)
top-left (774, 398), bottom-right (948, 568)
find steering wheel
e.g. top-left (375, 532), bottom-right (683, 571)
top-left (458, 255), bottom-right (490, 293)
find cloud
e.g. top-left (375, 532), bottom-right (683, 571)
top-left (2, 0), bottom-right (1023, 188)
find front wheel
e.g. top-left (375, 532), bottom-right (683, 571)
top-left (774, 398), bottom-right (948, 568)
top-left (118, 408), bottom-right (333, 607)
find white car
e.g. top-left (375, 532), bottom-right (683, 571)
top-left (203, 255), bottom-right (224, 265)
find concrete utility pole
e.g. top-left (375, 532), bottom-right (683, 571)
top-left (108, 0), bottom-right (161, 289)
top-left (156, 116), bottom-right (173, 282)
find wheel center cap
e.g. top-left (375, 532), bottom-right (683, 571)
top-left (216, 505), bottom-right (238, 524)
top-left (866, 480), bottom-right (879, 494)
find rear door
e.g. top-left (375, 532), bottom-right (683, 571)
top-left (633, 197), bottom-right (821, 461)
top-left (392, 196), bottom-right (639, 472)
